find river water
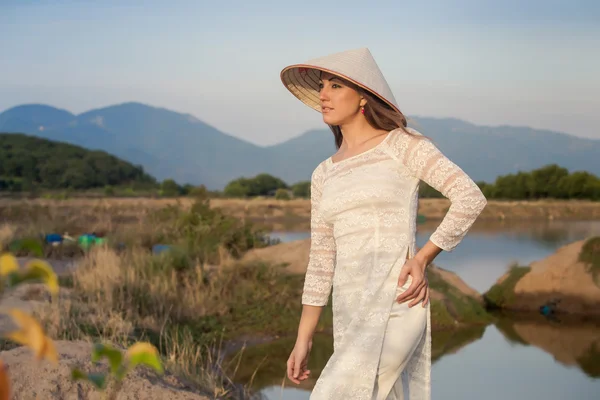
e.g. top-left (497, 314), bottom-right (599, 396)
top-left (242, 219), bottom-right (600, 400)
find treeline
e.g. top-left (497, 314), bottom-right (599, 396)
top-left (416, 164), bottom-right (600, 201)
top-left (2, 131), bottom-right (598, 202)
top-left (222, 164), bottom-right (600, 201)
top-left (223, 174), bottom-right (310, 199)
top-left (0, 133), bottom-right (156, 191)
top-left (222, 173), bottom-right (439, 200)
top-left (478, 164), bottom-right (600, 201)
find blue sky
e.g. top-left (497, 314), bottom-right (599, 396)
top-left (1, 0), bottom-right (599, 145)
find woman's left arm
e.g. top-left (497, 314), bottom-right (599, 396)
top-left (392, 128), bottom-right (488, 306)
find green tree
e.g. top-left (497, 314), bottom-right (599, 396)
top-left (180, 184), bottom-right (195, 195)
top-left (223, 179), bottom-right (251, 197)
top-left (0, 133), bottom-right (156, 191)
top-left (557, 172), bottom-right (599, 199)
top-left (224, 174), bottom-right (289, 197)
top-left (187, 184), bottom-right (210, 200)
top-left (160, 179), bottom-right (181, 196)
top-left (275, 188), bottom-right (291, 200)
top-left (291, 181), bottom-right (311, 198)
top-left (248, 173), bottom-right (288, 196)
top-left (531, 164), bottom-right (569, 199)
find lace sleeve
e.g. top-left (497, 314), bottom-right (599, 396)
top-left (391, 128), bottom-right (487, 252)
top-left (302, 162), bottom-right (336, 306)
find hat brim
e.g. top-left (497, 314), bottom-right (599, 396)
top-left (280, 64), bottom-right (403, 117)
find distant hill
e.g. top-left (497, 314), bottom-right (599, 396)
top-left (0, 133), bottom-right (156, 190)
top-left (0, 103), bottom-right (272, 189)
top-left (1, 102), bottom-right (599, 190)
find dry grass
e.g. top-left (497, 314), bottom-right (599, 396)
top-left (0, 198), bottom-right (163, 239)
top-left (0, 223), bottom-right (15, 248)
top-left (32, 243), bottom-right (306, 398)
top-left (34, 246), bottom-right (263, 398)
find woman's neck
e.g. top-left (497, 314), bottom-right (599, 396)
top-left (339, 118), bottom-right (385, 149)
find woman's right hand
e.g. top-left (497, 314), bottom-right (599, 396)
top-left (286, 339), bottom-right (312, 384)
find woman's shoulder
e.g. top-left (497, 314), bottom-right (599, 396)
top-left (311, 158), bottom-right (330, 181)
top-left (388, 125), bottom-right (425, 139)
top-left (384, 126), bottom-right (428, 150)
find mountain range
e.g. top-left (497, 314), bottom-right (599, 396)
top-left (1, 102), bottom-right (598, 190)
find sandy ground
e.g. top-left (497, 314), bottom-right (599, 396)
top-left (0, 259), bottom-right (210, 400)
top-left (1, 340), bottom-right (210, 400)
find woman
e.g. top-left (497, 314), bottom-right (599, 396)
top-left (280, 48), bottom-right (487, 400)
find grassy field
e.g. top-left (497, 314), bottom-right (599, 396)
top-left (1, 197), bottom-right (599, 240)
top-left (0, 198), bottom-right (322, 397)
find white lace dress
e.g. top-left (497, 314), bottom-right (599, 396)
top-left (302, 127), bottom-right (487, 400)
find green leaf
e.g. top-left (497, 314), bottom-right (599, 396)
top-left (0, 253), bottom-right (19, 277)
top-left (8, 259), bottom-right (59, 295)
top-left (71, 368), bottom-right (87, 381)
top-left (71, 368), bottom-right (107, 389)
top-left (91, 343), bottom-right (123, 375)
top-left (127, 352), bottom-right (163, 374)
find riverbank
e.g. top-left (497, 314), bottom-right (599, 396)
top-left (1, 198), bottom-right (599, 238)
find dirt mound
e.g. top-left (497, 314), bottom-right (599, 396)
top-left (484, 237), bottom-right (600, 316)
top-left (1, 340), bottom-right (210, 400)
top-left (429, 265), bottom-right (482, 302)
top-left (242, 238), bottom-right (310, 274)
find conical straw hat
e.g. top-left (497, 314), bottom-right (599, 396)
top-left (280, 47), bottom-right (402, 117)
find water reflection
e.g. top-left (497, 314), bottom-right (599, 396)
top-left (493, 312), bottom-right (600, 379)
top-left (228, 326), bottom-right (486, 393)
top-left (430, 322), bottom-right (600, 400)
top-left (232, 315), bottom-right (600, 400)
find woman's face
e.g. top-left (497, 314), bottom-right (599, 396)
top-left (318, 72), bottom-right (364, 126)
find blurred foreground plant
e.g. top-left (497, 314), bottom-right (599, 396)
top-left (0, 251), bottom-right (163, 400)
top-left (72, 342), bottom-right (164, 399)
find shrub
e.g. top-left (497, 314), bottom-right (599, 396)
top-left (291, 181), bottom-right (310, 198)
top-left (483, 264), bottom-right (531, 309)
top-left (275, 188), bottom-right (291, 200)
top-left (160, 179), bottom-right (181, 197)
top-left (142, 198), bottom-right (270, 265)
